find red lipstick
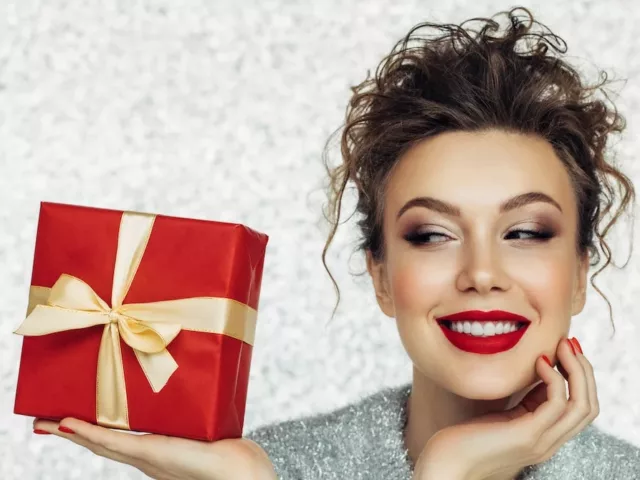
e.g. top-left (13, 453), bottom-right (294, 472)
top-left (435, 310), bottom-right (530, 355)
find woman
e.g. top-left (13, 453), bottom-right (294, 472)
top-left (32, 7), bottom-right (640, 480)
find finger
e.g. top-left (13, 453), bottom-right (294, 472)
top-left (538, 348), bottom-right (600, 462)
top-left (556, 337), bottom-right (590, 417)
top-left (33, 418), bottom-right (156, 473)
top-left (575, 351), bottom-right (599, 415)
top-left (59, 417), bottom-right (155, 462)
top-left (557, 362), bottom-right (569, 380)
top-left (517, 381), bottom-right (548, 416)
top-left (551, 349), bottom-right (599, 435)
top-left (59, 418), bottom-right (185, 479)
top-left (513, 354), bottom-right (568, 436)
top-left (34, 419), bottom-right (129, 461)
top-left (536, 340), bottom-right (591, 451)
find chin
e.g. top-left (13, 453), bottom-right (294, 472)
top-left (446, 369), bottom-right (536, 401)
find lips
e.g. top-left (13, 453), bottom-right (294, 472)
top-left (435, 310), bottom-right (531, 355)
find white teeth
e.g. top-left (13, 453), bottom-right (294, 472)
top-left (447, 320), bottom-right (523, 336)
top-left (470, 322), bottom-right (484, 336)
top-left (483, 323), bottom-right (496, 336)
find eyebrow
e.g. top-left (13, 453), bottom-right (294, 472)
top-left (396, 191), bottom-right (563, 220)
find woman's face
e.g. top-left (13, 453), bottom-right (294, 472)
top-left (367, 129), bottom-right (589, 400)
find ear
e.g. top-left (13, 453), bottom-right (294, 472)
top-left (366, 250), bottom-right (395, 318)
top-left (571, 252), bottom-right (589, 315)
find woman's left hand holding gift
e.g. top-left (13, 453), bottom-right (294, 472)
top-left (33, 418), bottom-right (277, 480)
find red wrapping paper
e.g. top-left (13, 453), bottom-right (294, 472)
top-left (14, 202), bottom-right (269, 441)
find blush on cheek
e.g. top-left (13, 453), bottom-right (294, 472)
top-left (391, 271), bottom-right (421, 311)
top-left (544, 273), bottom-right (576, 319)
top-left (514, 260), bottom-right (575, 327)
top-left (389, 259), bottom-right (446, 315)
top-left (519, 265), bottom-right (571, 293)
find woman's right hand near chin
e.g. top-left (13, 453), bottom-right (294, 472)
top-left (32, 418), bottom-right (277, 480)
top-left (413, 337), bottom-right (599, 480)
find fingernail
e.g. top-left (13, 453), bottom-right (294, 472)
top-left (570, 337), bottom-right (583, 354)
top-left (567, 338), bottom-right (577, 355)
top-left (33, 429), bottom-right (50, 435)
top-left (58, 426), bottom-right (75, 434)
top-left (541, 355), bottom-right (552, 366)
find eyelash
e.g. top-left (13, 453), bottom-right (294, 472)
top-left (403, 228), bottom-right (555, 245)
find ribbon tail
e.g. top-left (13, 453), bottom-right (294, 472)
top-left (134, 349), bottom-right (178, 393)
top-left (96, 323), bottom-right (130, 430)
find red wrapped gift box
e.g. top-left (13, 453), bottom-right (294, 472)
top-left (13, 202), bottom-right (268, 441)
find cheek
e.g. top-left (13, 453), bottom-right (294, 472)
top-left (508, 253), bottom-right (576, 317)
top-left (388, 251), bottom-right (455, 314)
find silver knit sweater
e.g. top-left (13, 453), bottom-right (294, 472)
top-left (246, 384), bottom-right (640, 479)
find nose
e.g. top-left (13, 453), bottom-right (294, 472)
top-left (455, 240), bottom-right (511, 295)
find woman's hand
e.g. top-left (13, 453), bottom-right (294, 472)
top-left (413, 337), bottom-right (599, 480)
top-left (32, 417), bottom-right (277, 480)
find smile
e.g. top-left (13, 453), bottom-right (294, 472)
top-left (440, 320), bottom-right (527, 336)
top-left (435, 310), bottom-right (531, 355)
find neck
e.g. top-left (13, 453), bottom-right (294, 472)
top-left (404, 366), bottom-right (526, 480)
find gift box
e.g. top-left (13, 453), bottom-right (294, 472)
top-left (13, 202), bottom-right (269, 441)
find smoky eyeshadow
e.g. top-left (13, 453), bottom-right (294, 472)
top-left (398, 210), bottom-right (564, 240)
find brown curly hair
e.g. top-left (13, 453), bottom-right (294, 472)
top-left (322, 6), bottom-right (635, 329)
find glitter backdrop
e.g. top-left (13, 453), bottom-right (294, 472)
top-left (1, 1), bottom-right (639, 478)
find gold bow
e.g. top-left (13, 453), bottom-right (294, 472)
top-left (14, 211), bottom-right (257, 430)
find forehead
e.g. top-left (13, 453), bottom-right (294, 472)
top-left (385, 129), bottom-right (576, 215)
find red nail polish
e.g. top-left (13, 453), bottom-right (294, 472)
top-left (58, 426), bottom-right (75, 434)
top-left (542, 355), bottom-right (552, 366)
top-left (570, 337), bottom-right (583, 354)
top-left (567, 338), bottom-right (577, 355)
top-left (33, 429), bottom-right (50, 435)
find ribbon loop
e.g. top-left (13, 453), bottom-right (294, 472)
top-left (49, 274), bottom-right (111, 313)
top-left (117, 314), bottom-right (181, 354)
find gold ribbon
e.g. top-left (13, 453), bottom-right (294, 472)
top-left (14, 211), bottom-right (257, 430)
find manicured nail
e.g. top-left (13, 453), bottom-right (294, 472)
top-left (33, 429), bottom-right (50, 435)
top-left (541, 355), bottom-right (552, 366)
top-left (566, 338), bottom-right (577, 355)
top-left (570, 337), bottom-right (583, 354)
top-left (58, 426), bottom-right (75, 434)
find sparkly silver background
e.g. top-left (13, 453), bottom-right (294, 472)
top-left (1, 1), bottom-right (639, 479)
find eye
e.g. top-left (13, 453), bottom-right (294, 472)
top-left (505, 228), bottom-right (554, 241)
top-left (403, 229), bottom-right (452, 245)
top-left (403, 227), bottom-right (555, 246)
